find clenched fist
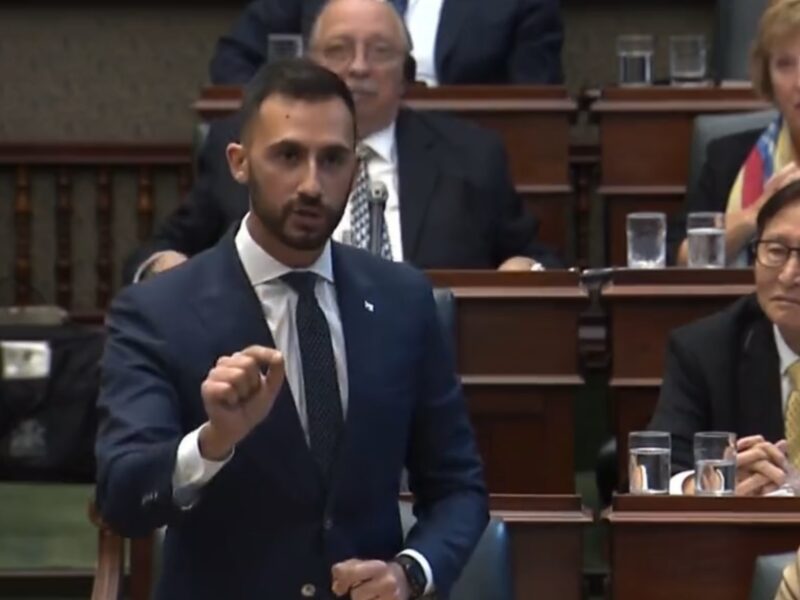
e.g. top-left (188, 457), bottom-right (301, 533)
top-left (199, 345), bottom-right (285, 460)
top-left (331, 559), bottom-right (410, 600)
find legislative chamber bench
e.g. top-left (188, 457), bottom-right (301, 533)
top-left (605, 495), bottom-right (800, 600)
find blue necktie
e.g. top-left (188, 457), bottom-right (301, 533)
top-left (282, 272), bottom-right (343, 477)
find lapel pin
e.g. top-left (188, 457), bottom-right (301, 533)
top-left (364, 300), bottom-right (374, 313)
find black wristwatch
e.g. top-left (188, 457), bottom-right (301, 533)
top-left (392, 554), bottom-right (427, 599)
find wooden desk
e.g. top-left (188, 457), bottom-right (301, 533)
top-left (428, 270), bottom-right (587, 494)
top-left (606, 495), bottom-right (800, 600)
top-left (195, 86), bottom-right (578, 260)
top-left (591, 86), bottom-right (769, 265)
top-left (601, 269), bottom-right (754, 482)
top-left (492, 495), bottom-right (591, 600)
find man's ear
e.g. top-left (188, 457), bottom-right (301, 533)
top-left (226, 142), bottom-right (249, 184)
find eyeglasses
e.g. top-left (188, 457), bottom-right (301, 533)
top-left (313, 40), bottom-right (404, 69)
top-left (753, 240), bottom-right (800, 268)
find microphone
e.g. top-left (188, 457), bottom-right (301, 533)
top-left (368, 181), bottom-right (389, 257)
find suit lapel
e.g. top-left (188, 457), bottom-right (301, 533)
top-left (190, 228), bottom-right (324, 502)
top-left (326, 244), bottom-right (379, 499)
top-left (434, 0), bottom-right (471, 78)
top-left (737, 304), bottom-right (784, 442)
top-left (396, 109), bottom-right (439, 263)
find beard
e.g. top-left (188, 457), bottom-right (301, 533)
top-left (248, 174), bottom-right (347, 252)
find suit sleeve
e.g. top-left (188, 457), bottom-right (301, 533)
top-left (484, 135), bottom-right (563, 267)
top-left (95, 290), bottom-right (185, 537)
top-left (209, 0), bottom-right (304, 85)
top-left (121, 125), bottom-right (231, 284)
top-left (403, 282), bottom-right (489, 597)
top-left (648, 332), bottom-right (713, 473)
top-left (507, 0), bottom-right (564, 84)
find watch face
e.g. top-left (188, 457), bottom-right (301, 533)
top-left (398, 557), bottom-right (426, 596)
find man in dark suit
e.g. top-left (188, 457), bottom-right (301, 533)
top-left (97, 58), bottom-right (488, 599)
top-left (650, 179), bottom-right (800, 496)
top-left (126, 0), bottom-right (557, 282)
top-left (209, 0), bottom-right (563, 86)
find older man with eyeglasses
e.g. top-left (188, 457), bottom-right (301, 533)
top-left (648, 178), bottom-right (800, 497)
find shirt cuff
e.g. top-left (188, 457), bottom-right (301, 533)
top-left (171, 424), bottom-right (233, 508)
top-left (670, 470), bottom-right (694, 495)
top-left (398, 548), bottom-right (435, 594)
top-left (133, 251), bottom-right (167, 283)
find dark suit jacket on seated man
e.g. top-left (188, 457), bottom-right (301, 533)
top-left (209, 0), bottom-right (563, 86)
top-left (650, 179), bottom-right (800, 497)
top-left (125, 0), bottom-right (558, 282)
top-left (96, 59), bottom-right (488, 600)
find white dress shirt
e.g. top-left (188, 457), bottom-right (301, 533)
top-left (171, 216), bottom-right (433, 591)
top-left (669, 325), bottom-right (800, 494)
top-left (333, 121), bottom-right (404, 261)
top-left (405, 0), bottom-right (445, 86)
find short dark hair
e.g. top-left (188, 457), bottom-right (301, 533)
top-left (239, 58), bottom-right (356, 142)
top-left (757, 179), bottom-right (800, 237)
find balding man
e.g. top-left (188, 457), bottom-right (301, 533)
top-left (125, 0), bottom-right (559, 282)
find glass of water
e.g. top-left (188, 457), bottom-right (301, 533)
top-left (694, 431), bottom-right (736, 496)
top-left (617, 34), bottom-right (654, 86)
top-left (627, 212), bottom-right (666, 268)
top-left (687, 212), bottom-right (725, 268)
top-left (669, 35), bottom-right (707, 86)
top-left (629, 431), bottom-right (671, 495)
top-left (267, 34), bottom-right (304, 63)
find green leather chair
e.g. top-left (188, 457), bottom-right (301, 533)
top-left (750, 552), bottom-right (795, 600)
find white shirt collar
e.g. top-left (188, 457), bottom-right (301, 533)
top-left (774, 324), bottom-right (800, 376)
top-left (234, 214), bottom-right (334, 287)
top-left (361, 120), bottom-right (396, 164)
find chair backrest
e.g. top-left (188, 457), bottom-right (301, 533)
top-left (432, 287), bottom-right (457, 358)
top-left (687, 109), bottom-right (777, 195)
top-left (713, 0), bottom-right (768, 81)
top-left (399, 501), bottom-right (515, 600)
top-left (192, 122), bottom-right (211, 179)
top-left (749, 552), bottom-right (795, 600)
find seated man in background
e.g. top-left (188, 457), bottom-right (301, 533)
top-left (650, 179), bottom-right (800, 496)
top-left (125, 0), bottom-right (558, 282)
top-left (669, 0), bottom-right (800, 265)
top-left (209, 0), bottom-right (563, 86)
top-left (96, 58), bottom-right (488, 599)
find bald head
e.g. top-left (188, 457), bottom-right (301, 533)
top-left (309, 0), bottom-right (411, 54)
top-left (307, 0), bottom-right (411, 138)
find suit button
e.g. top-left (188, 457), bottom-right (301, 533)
top-left (323, 517), bottom-right (334, 530)
top-left (301, 583), bottom-right (316, 597)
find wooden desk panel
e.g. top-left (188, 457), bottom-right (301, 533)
top-left (592, 86), bottom-right (769, 265)
top-left (607, 495), bottom-right (800, 600)
top-left (428, 271), bottom-right (587, 493)
top-left (195, 86), bottom-right (578, 261)
top-left (602, 269), bottom-right (754, 484)
top-left (492, 495), bottom-right (591, 600)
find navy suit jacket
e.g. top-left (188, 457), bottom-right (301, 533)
top-left (123, 108), bottom-right (560, 283)
top-left (649, 295), bottom-right (784, 473)
top-left (209, 0), bottom-right (563, 85)
top-left (97, 231), bottom-right (488, 599)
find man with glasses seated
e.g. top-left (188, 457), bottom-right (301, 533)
top-left (649, 179), bottom-right (800, 496)
top-left (125, 0), bottom-right (558, 282)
